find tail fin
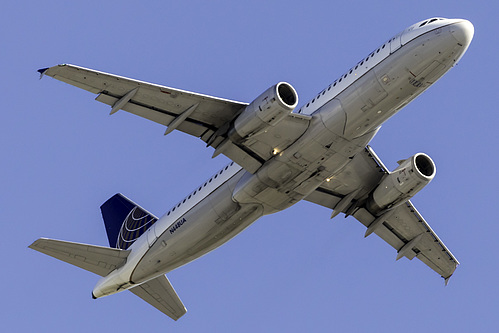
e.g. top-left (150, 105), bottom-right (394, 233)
top-left (100, 193), bottom-right (158, 250)
top-left (29, 238), bottom-right (130, 277)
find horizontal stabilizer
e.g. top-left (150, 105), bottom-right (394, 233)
top-left (29, 238), bottom-right (130, 277)
top-left (130, 275), bottom-right (187, 321)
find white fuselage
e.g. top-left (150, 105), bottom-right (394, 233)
top-left (92, 18), bottom-right (473, 298)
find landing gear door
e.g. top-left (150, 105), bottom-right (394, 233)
top-left (390, 32), bottom-right (402, 53)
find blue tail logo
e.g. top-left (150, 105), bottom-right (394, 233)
top-left (100, 194), bottom-right (158, 250)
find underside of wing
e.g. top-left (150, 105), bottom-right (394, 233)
top-left (353, 201), bottom-right (459, 280)
top-left (304, 146), bottom-right (386, 209)
top-left (39, 64), bottom-right (311, 173)
top-left (304, 146), bottom-right (459, 281)
top-left (39, 64), bottom-right (245, 129)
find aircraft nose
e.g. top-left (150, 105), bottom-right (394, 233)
top-left (450, 20), bottom-right (474, 46)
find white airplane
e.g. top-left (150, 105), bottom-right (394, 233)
top-left (31, 17), bottom-right (473, 320)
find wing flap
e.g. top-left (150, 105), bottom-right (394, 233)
top-left (130, 275), bottom-right (187, 321)
top-left (29, 238), bottom-right (130, 277)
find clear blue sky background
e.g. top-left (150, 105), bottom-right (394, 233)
top-left (2, 1), bottom-right (496, 331)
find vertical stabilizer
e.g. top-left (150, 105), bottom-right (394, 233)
top-left (100, 193), bottom-right (158, 249)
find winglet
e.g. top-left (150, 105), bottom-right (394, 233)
top-left (37, 67), bottom-right (49, 80)
top-left (444, 275), bottom-right (452, 286)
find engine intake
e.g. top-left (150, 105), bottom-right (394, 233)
top-left (229, 82), bottom-right (298, 142)
top-left (367, 153), bottom-right (436, 214)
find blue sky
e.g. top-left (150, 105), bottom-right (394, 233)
top-left (2, 1), bottom-right (497, 331)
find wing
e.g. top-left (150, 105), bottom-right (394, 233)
top-left (39, 64), bottom-right (310, 173)
top-left (304, 146), bottom-right (459, 282)
top-left (129, 275), bottom-right (187, 321)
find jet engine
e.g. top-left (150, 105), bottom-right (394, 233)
top-left (229, 82), bottom-right (298, 142)
top-left (367, 153), bottom-right (436, 214)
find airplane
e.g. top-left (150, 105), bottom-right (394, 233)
top-left (30, 17), bottom-right (474, 320)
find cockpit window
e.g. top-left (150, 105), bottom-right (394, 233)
top-left (421, 18), bottom-right (439, 27)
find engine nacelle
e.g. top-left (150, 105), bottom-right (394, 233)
top-left (367, 153), bottom-right (436, 213)
top-left (229, 82), bottom-right (298, 142)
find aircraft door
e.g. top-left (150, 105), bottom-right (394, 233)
top-left (390, 33), bottom-right (402, 53)
top-left (146, 225), bottom-right (157, 247)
